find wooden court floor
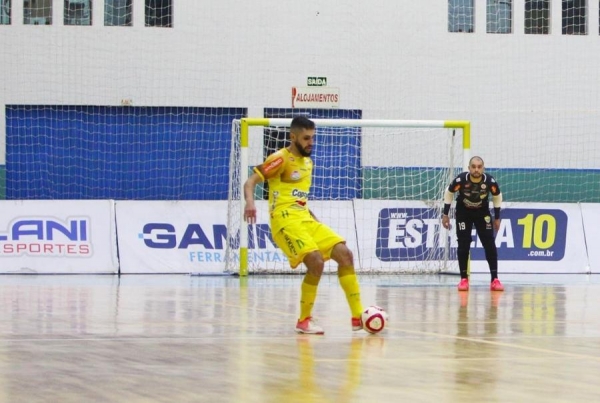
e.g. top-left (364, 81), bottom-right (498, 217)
top-left (0, 273), bottom-right (599, 402)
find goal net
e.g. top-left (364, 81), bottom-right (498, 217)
top-left (226, 118), bottom-right (469, 275)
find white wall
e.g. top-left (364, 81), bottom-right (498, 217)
top-left (1, 0), bottom-right (600, 168)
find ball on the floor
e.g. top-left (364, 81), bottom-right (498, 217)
top-left (361, 305), bottom-right (388, 334)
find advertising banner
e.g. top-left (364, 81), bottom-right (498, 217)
top-left (353, 200), bottom-right (588, 273)
top-left (116, 200), bottom-right (358, 274)
top-left (0, 200), bottom-right (118, 273)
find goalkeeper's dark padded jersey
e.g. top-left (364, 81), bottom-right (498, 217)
top-left (447, 172), bottom-right (501, 210)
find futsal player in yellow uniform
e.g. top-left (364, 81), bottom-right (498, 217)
top-left (243, 116), bottom-right (364, 334)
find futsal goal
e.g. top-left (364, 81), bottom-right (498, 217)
top-left (226, 118), bottom-right (470, 276)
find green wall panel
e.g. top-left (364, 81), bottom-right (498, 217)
top-left (362, 168), bottom-right (600, 203)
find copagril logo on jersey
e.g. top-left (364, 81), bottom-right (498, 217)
top-left (0, 217), bottom-right (92, 256)
top-left (291, 189), bottom-right (309, 198)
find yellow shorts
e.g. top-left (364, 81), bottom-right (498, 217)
top-left (272, 220), bottom-right (345, 269)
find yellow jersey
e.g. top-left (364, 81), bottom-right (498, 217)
top-left (254, 148), bottom-right (313, 233)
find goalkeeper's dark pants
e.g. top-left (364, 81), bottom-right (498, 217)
top-left (455, 206), bottom-right (498, 280)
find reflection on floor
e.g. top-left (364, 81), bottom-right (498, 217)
top-left (0, 273), bottom-right (599, 402)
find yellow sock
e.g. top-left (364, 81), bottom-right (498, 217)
top-left (299, 273), bottom-right (320, 321)
top-left (338, 266), bottom-right (363, 318)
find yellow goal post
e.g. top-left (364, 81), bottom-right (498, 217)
top-left (230, 118), bottom-right (471, 276)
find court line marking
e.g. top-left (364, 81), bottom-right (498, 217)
top-left (392, 327), bottom-right (600, 361)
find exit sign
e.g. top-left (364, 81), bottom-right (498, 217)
top-left (307, 77), bottom-right (327, 86)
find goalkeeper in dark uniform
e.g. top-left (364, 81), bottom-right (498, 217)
top-left (441, 156), bottom-right (504, 292)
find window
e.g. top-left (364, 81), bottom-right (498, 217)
top-left (488, 0), bottom-right (512, 33)
top-left (105, 0), bottom-right (132, 26)
top-left (24, 0), bottom-right (52, 25)
top-left (449, 0), bottom-right (474, 32)
top-left (64, 0), bottom-right (92, 26)
top-left (0, 0), bottom-right (11, 24)
top-left (525, 0), bottom-right (550, 34)
top-left (563, 0), bottom-right (586, 34)
top-left (145, 0), bottom-right (171, 27)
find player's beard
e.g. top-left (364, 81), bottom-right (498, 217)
top-left (295, 141), bottom-right (312, 157)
